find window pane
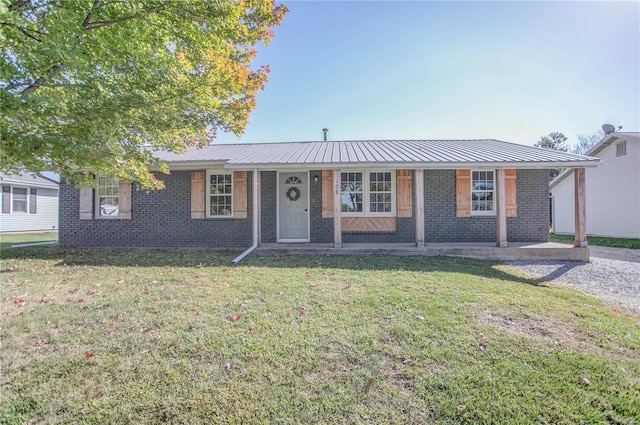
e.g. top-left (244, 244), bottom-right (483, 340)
top-left (12, 188), bottom-right (27, 212)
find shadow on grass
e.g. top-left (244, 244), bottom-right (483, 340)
top-left (1, 245), bottom-right (545, 287)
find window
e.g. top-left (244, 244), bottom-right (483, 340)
top-left (341, 170), bottom-right (395, 216)
top-left (97, 176), bottom-right (119, 217)
top-left (1, 186), bottom-right (37, 214)
top-left (616, 141), bottom-right (627, 156)
top-left (12, 187), bottom-right (27, 212)
top-left (207, 172), bottom-right (233, 217)
top-left (471, 171), bottom-right (494, 215)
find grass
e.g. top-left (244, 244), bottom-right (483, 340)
top-left (550, 233), bottom-right (640, 249)
top-left (0, 231), bottom-right (58, 252)
top-left (1, 246), bottom-right (639, 424)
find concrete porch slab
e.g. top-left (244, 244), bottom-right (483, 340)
top-left (256, 242), bottom-right (589, 262)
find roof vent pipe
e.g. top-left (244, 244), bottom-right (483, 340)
top-left (322, 128), bottom-right (328, 141)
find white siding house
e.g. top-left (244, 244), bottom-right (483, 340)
top-left (550, 132), bottom-right (640, 239)
top-left (0, 173), bottom-right (59, 233)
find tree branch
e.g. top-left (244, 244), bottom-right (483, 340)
top-left (21, 63), bottom-right (65, 98)
top-left (0, 22), bottom-right (44, 42)
top-left (82, 4), bottom-right (165, 30)
top-left (9, 0), bottom-right (31, 12)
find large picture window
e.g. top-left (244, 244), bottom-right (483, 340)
top-left (207, 172), bottom-right (233, 217)
top-left (97, 176), bottom-right (119, 217)
top-left (471, 170), bottom-right (494, 215)
top-left (341, 170), bottom-right (395, 216)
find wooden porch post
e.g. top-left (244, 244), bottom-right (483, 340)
top-left (574, 168), bottom-right (587, 247)
top-left (333, 170), bottom-right (342, 248)
top-left (254, 169), bottom-right (261, 247)
top-left (414, 169), bottom-right (425, 247)
top-left (495, 169), bottom-right (508, 247)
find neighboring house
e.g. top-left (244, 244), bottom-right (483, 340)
top-left (550, 132), bottom-right (640, 239)
top-left (58, 139), bottom-right (599, 256)
top-left (1, 173), bottom-right (59, 233)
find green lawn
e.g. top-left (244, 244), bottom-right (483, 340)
top-left (0, 231), bottom-right (58, 252)
top-left (1, 246), bottom-right (638, 424)
top-left (550, 233), bottom-right (640, 249)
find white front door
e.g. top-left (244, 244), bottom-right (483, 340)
top-left (278, 172), bottom-right (309, 241)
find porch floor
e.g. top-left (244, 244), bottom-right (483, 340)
top-left (256, 242), bottom-right (589, 262)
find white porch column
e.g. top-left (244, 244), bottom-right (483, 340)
top-left (574, 168), bottom-right (587, 247)
top-left (414, 169), bottom-right (425, 247)
top-left (333, 170), bottom-right (342, 248)
top-left (495, 169), bottom-right (508, 247)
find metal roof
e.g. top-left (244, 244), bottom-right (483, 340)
top-left (152, 139), bottom-right (601, 170)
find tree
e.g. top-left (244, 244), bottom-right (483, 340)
top-left (1, 0), bottom-right (287, 189)
top-left (534, 132), bottom-right (569, 152)
top-left (572, 130), bottom-right (604, 155)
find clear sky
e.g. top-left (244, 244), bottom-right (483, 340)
top-left (216, 0), bottom-right (640, 148)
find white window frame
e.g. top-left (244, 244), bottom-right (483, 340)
top-left (340, 169), bottom-right (396, 217)
top-left (205, 170), bottom-right (234, 218)
top-left (95, 176), bottom-right (120, 219)
top-left (2, 185), bottom-right (33, 214)
top-left (471, 170), bottom-right (495, 216)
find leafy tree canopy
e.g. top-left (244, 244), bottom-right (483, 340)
top-left (534, 132), bottom-right (568, 152)
top-left (1, 0), bottom-right (287, 189)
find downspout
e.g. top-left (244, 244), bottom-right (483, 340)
top-left (232, 168), bottom-right (260, 264)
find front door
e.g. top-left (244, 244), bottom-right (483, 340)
top-left (278, 172), bottom-right (309, 241)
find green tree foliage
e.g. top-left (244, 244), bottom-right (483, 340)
top-left (1, 0), bottom-right (287, 189)
top-left (534, 132), bottom-right (568, 152)
top-left (572, 130), bottom-right (604, 155)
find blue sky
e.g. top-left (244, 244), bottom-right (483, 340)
top-left (216, 0), bottom-right (639, 148)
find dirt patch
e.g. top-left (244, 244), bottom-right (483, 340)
top-left (479, 314), bottom-right (611, 357)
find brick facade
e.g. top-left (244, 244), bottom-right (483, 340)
top-left (59, 168), bottom-right (549, 248)
top-left (59, 171), bottom-right (252, 248)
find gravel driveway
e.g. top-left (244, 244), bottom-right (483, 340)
top-left (505, 246), bottom-right (640, 315)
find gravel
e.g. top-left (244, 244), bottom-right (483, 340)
top-left (505, 246), bottom-right (640, 315)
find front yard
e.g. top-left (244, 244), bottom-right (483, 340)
top-left (1, 245), bottom-right (638, 424)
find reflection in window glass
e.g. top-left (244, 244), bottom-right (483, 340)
top-left (472, 171), bottom-right (494, 213)
top-left (210, 173), bottom-right (232, 216)
top-left (341, 172), bottom-right (363, 212)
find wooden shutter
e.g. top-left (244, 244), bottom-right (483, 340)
top-left (79, 187), bottom-right (93, 219)
top-left (397, 170), bottom-right (412, 217)
top-left (191, 171), bottom-right (205, 219)
top-left (29, 188), bottom-right (37, 214)
top-left (505, 169), bottom-right (517, 217)
top-left (455, 169), bottom-right (471, 217)
top-left (2, 186), bottom-right (10, 214)
top-left (119, 180), bottom-right (132, 219)
top-left (233, 171), bottom-right (247, 218)
top-left (322, 170), bottom-right (334, 218)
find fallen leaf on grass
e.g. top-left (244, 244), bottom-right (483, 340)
top-left (230, 315), bottom-right (240, 322)
top-left (77, 299), bottom-right (84, 303)
top-left (84, 353), bottom-right (94, 361)
top-left (194, 347), bottom-right (202, 353)
top-left (14, 299), bottom-right (27, 307)
top-left (342, 284), bottom-right (352, 290)
top-left (509, 300), bottom-right (516, 306)
top-left (403, 358), bottom-right (416, 366)
top-left (577, 376), bottom-right (591, 385)
top-left (246, 328), bottom-right (253, 334)
top-left (224, 363), bottom-right (232, 373)
top-left (477, 342), bottom-right (487, 351)
top-left (309, 284), bottom-right (318, 289)
top-left (299, 307), bottom-right (307, 315)
top-left (305, 272), bottom-right (312, 278)
top-left (34, 339), bottom-right (47, 347)
top-left (415, 315), bottom-right (425, 321)
top-left (279, 291), bottom-right (289, 296)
